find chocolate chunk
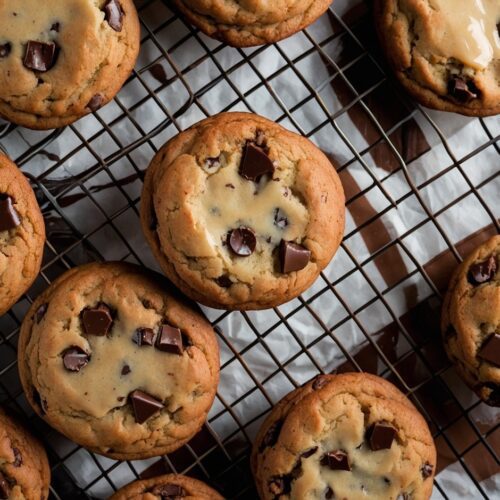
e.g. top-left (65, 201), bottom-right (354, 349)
top-left (421, 462), bottom-right (433, 479)
top-left (155, 324), bottom-right (183, 355)
top-left (0, 43), bottom-right (11, 58)
top-left (150, 63), bottom-right (168, 85)
top-left (0, 472), bottom-right (10, 499)
top-left (62, 346), bottom-right (90, 372)
top-left (260, 420), bottom-right (283, 451)
top-left (23, 41), bottom-right (57, 72)
top-left (87, 94), bottom-right (104, 112)
top-left (273, 208), bottom-right (288, 229)
top-left (325, 486), bottom-right (334, 499)
top-left (321, 450), bottom-right (351, 471)
top-left (133, 328), bottom-right (155, 346)
top-left (312, 374), bottom-right (329, 390)
top-left (35, 303), bottom-right (48, 324)
top-left (103, 0), bottom-right (124, 32)
top-left (50, 22), bottom-right (60, 32)
top-left (367, 422), bottom-right (397, 451)
top-left (468, 255), bottom-right (496, 285)
top-left (121, 364), bottom-right (131, 376)
top-left (150, 484), bottom-right (186, 497)
top-left (228, 227), bottom-right (256, 257)
top-left (81, 303), bottom-right (113, 336)
top-left (301, 446), bottom-right (318, 458)
top-left (239, 143), bottom-right (275, 181)
top-left (279, 240), bottom-right (311, 273)
top-left (215, 275), bottom-right (233, 288)
top-left (12, 448), bottom-right (22, 467)
top-left (129, 390), bottom-right (164, 424)
top-left (0, 196), bottom-right (20, 232)
top-left (448, 76), bottom-right (478, 102)
top-left (478, 334), bottom-right (500, 367)
top-left (205, 157), bottom-right (221, 169)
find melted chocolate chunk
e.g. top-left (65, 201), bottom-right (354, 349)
top-left (301, 446), bottom-right (318, 458)
top-left (468, 255), bottom-right (497, 285)
top-left (273, 208), bottom-right (288, 229)
top-left (421, 462), bottom-right (433, 479)
top-left (150, 63), bottom-right (168, 85)
top-left (0, 196), bottom-right (20, 232)
top-left (0, 43), bottom-right (11, 58)
top-left (239, 143), bottom-right (275, 181)
top-left (367, 422), bottom-right (397, 451)
top-left (81, 303), bottom-right (113, 336)
top-left (228, 227), bottom-right (256, 257)
top-left (448, 76), bottom-right (478, 102)
top-left (150, 483), bottom-right (186, 497)
top-left (279, 240), bottom-right (311, 273)
top-left (215, 275), bottom-right (233, 288)
top-left (325, 486), bottom-right (334, 499)
top-left (129, 390), bottom-right (164, 424)
top-left (23, 41), bottom-right (57, 72)
top-left (0, 472), bottom-right (10, 499)
top-left (312, 374), bottom-right (329, 390)
top-left (35, 303), bottom-right (48, 324)
top-left (62, 346), bottom-right (90, 372)
top-left (133, 328), bottom-right (155, 346)
top-left (87, 94), bottom-right (104, 112)
top-left (103, 0), bottom-right (124, 32)
top-left (50, 22), bottom-right (60, 32)
top-left (121, 364), bottom-right (131, 376)
top-left (321, 450), bottom-right (351, 471)
top-left (478, 334), bottom-right (500, 367)
top-left (260, 420), bottom-right (283, 451)
top-left (12, 448), bottom-right (22, 467)
top-left (155, 324), bottom-right (183, 355)
top-left (205, 156), bottom-right (221, 169)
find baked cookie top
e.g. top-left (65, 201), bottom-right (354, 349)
top-left (18, 262), bottom-right (220, 460)
top-left (252, 373), bottom-right (436, 500)
top-left (109, 474), bottom-right (224, 500)
top-left (141, 112), bottom-right (345, 310)
top-left (0, 408), bottom-right (50, 500)
top-left (442, 235), bottom-right (500, 406)
top-left (374, 0), bottom-right (500, 116)
top-left (172, 0), bottom-right (333, 47)
top-left (0, 153), bottom-right (45, 316)
top-left (0, 0), bottom-right (140, 129)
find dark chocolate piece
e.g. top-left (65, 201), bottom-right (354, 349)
top-left (121, 364), bottom-right (131, 376)
top-left (273, 208), bottom-right (288, 229)
top-left (448, 76), bottom-right (478, 102)
top-left (62, 346), bottom-right (90, 372)
top-left (279, 240), bottom-right (311, 273)
top-left (12, 447), bottom-right (22, 467)
top-left (23, 41), bottom-right (57, 72)
top-left (0, 472), bottom-right (10, 499)
top-left (367, 422), bottom-right (397, 451)
top-left (421, 462), bottom-right (433, 479)
top-left (87, 94), bottom-right (104, 112)
top-left (468, 255), bottom-right (496, 285)
top-left (325, 486), bottom-right (334, 499)
top-left (301, 446), bottom-right (318, 458)
top-left (133, 327), bottom-right (155, 346)
top-left (0, 43), bottom-right (11, 58)
top-left (228, 227), bottom-right (256, 257)
top-left (50, 22), bottom-right (60, 32)
top-left (0, 196), bottom-right (20, 232)
top-left (478, 334), bottom-right (500, 367)
top-left (239, 143), bottom-right (274, 181)
top-left (81, 303), bottom-right (113, 336)
top-left (103, 0), bottom-right (124, 32)
top-left (260, 420), bottom-right (283, 451)
top-left (155, 324), bottom-right (183, 355)
top-left (321, 450), bottom-right (351, 471)
top-left (129, 390), bottom-right (164, 424)
top-left (205, 157), bottom-right (221, 169)
top-left (215, 275), bottom-right (233, 288)
top-left (150, 63), bottom-right (168, 85)
top-left (150, 483), bottom-right (186, 497)
top-left (35, 303), bottom-right (48, 324)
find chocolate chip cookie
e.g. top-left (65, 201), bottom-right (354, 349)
top-left (252, 373), bottom-right (436, 500)
top-left (141, 112), bottom-right (345, 311)
top-left (171, 0), bottom-right (333, 47)
top-left (442, 235), bottom-right (500, 406)
top-left (0, 407), bottom-right (50, 500)
top-left (374, 0), bottom-right (500, 116)
top-left (0, 153), bottom-right (45, 316)
top-left (109, 474), bottom-right (224, 499)
top-left (18, 262), bottom-right (220, 460)
top-left (0, 0), bottom-right (140, 129)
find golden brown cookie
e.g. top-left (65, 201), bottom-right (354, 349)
top-left (0, 153), bottom-right (45, 316)
top-left (171, 0), bottom-right (333, 47)
top-left (374, 0), bottom-right (500, 116)
top-left (252, 373), bottom-right (436, 500)
top-left (18, 262), bottom-right (220, 460)
top-left (0, 407), bottom-right (50, 500)
top-left (109, 474), bottom-right (224, 500)
top-left (0, 0), bottom-right (140, 129)
top-left (140, 112), bottom-right (345, 311)
top-left (441, 235), bottom-right (500, 406)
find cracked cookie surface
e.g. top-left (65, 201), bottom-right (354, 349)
top-left (109, 474), bottom-right (224, 500)
top-left (171, 0), bottom-right (333, 47)
top-left (374, 0), bottom-right (500, 116)
top-left (18, 262), bottom-right (220, 460)
top-left (0, 154), bottom-right (45, 316)
top-left (0, 407), bottom-right (50, 500)
top-left (441, 235), bottom-right (500, 406)
top-left (252, 373), bottom-right (436, 500)
top-left (140, 112), bottom-right (345, 310)
top-left (0, 0), bottom-right (140, 129)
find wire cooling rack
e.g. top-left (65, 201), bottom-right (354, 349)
top-left (0, 0), bottom-right (499, 498)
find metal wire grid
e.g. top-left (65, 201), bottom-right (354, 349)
top-left (0, 0), bottom-right (498, 498)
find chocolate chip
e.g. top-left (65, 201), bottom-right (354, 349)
top-left (367, 422), bottom-right (397, 451)
top-left (155, 324), bottom-right (183, 355)
top-left (301, 446), bottom-right (318, 458)
top-left (260, 420), bottom-right (283, 451)
top-left (228, 227), bottom-right (256, 257)
top-left (150, 484), bottom-right (186, 497)
top-left (478, 333), bottom-right (500, 367)
top-left (273, 208), bottom-right (288, 229)
top-left (225, 183), bottom-right (235, 189)
top-left (215, 275), bottom-right (233, 288)
top-left (205, 157), bottom-right (221, 169)
top-left (279, 240), bottom-right (311, 273)
top-left (325, 487), bottom-right (334, 499)
top-left (468, 255), bottom-right (496, 285)
top-left (0, 43), bottom-right (11, 58)
top-left (239, 143), bottom-right (275, 181)
top-left (0, 472), bottom-right (10, 499)
top-left (321, 450), bottom-right (351, 471)
top-left (103, 0), bottom-right (124, 32)
top-left (312, 374), bottom-right (329, 390)
top-left (50, 22), bottom-right (60, 32)
top-left (12, 448), bottom-right (22, 467)
top-left (129, 390), bottom-right (164, 424)
top-left (23, 41), bottom-right (57, 72)
top-left (35, 303), bottom-right (48, 324)
top-left (448, 76), bottom-right (478, 102)
top-left (149, 63), bottom-right (168, 85)
top-left (0, 196), bottom-right (20, 232)
top-left (87, 94), bottom-right (104, 112)
top-left (62, 346), bottom-right (90, 372)
top-left (421, 462), bottom-right (433, 479)
top-left (121, 364), bottom-right (131, 376)
top-left (81, 303), bottom-right (113, 336)
top-left (133, 328), bottom-right (155, 346)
